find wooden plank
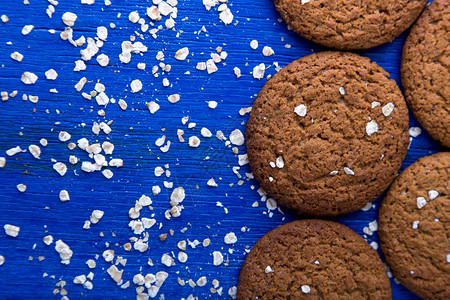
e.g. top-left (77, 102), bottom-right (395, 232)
top-left (0, 0), bottom-right (441, 299)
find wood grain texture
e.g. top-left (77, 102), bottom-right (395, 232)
top-left (0, 0), bottom-right (442, 299)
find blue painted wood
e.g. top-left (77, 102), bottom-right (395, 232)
top-left (0, 0), bottom-right (443, 299)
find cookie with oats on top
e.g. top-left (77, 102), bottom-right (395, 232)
top-left (401, 0), bottom-right (450, 148)
top-left (237, 219), bottom-right (392, 299)
top-left (379, 152), bottom-right (450, 300)
top-left (273, 0), bottom-right (428, 50)
top-left (246, 51), bottom-right (409, 216)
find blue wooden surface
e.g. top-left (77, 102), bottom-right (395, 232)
top-left (0, 0), bottom-right (444, 299)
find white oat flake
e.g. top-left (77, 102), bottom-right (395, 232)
top-left (343, 167), bottom-right (355, 176)
top-left (366, 121), bottom-right (379, 136)
top-left (294, 104), bottom-right (307, 117)
top-left (416, 197), bottom-right (427, 209)
top-left (4, 224), bottom-right (20, 237)
top-left (382, 103), bottom-right (395, 117)
top-left (175, 47), bottom-right (189, 61)
top-left (21, 72), bottom-right (38, 85)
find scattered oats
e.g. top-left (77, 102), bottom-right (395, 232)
top-left (16, 183), bottom-right (27, 192)
top-left (74, 275), bottom-right (87, 285)
top-left (265, 266), bottom-right (274, 273)
top-left (22, 25), bottom-right (34, 35)
top-left (161, 253), bottom-right (174, 267)
top-left (21, 72), bottom-right (38, 84)
top-left (102, 141), bottom-right (114, 155)
top-left (80, 38), bottom-right (99, 61)
top-left (59, 190), bottom-right (70, 202)
top-left (6, 146), bottom-right (24, 156)
top-left (382, 103), bottom-right (395, 117)
top-left (208, 101), bottom-right (218, 109)
top-left (207, 178), bottom-right (218, 187)
top-left (228, 286), bottom-right (237, 299)
top-left (29, 95), bottom-right (38, 103)
top-left (44, 69), bottom-right (58, 80)
top-left (175, 47), bottom-right (189, 61)
top-left (201, 127), bottom-right (213, 138)
top-left (69, 155), bottom-right (78, 165)
top-left (168, 94), bottom-right (180, 104)
top-left (170, 187), bottom-right (185, 206)
top-left (262, 46), bottom-right (274, 57)
top-left (371, 101), bottom-right (381, 108)
top-left (74, 60), bottom-right (87, 72)
top-left (294, 104), bottom-right (307, 117)
top-left (130, 79), bottom-right (143, 93)
top-left (91, 210), bottom-right (104, 224)
top-left (197, 276), bottom-right (207, 287)
top-left (97, 54), bottom-right (110, 67)
top-left (40, 138), bottom-right (48, 147)
top-left (301, 285), bottom-right (311, 294)
top-left (206, 59), bottom-right (218, 74)
top-left (43, 235), bottom-right (53, 246)
top-left (53, 162), bottom-right (67, 176)
top-left (62, 12), bottom-right (77, 26)
top-left (1, 15), bottom-right (8, 23)
top-left (154, 166), bottom-right (164, 177)
top-left (4, 224), bottom-right (20, 237)
top-left (97, 26), bottom-right (108, 41)
top-left (339, 86), bottom-right (346, 95)
top-left (250, 40), bottom-right (258, 50)
top-left (233, 67), bottom-right (241, 78)
top-left (0, 157), bottom-right (5, 168)
top-left (219, 5), bottom-right (234, 25)
top-left (103, 250), bottom-right (115, 262)
top-left (447, 254), bottom-right (450, 263)
top-left (28, 145), bottom-right (41, 159)
top-left (196, 62), bottom-right (207, 71)
top-left (416, 197), bottom-right (427, 209)
top-left (252, 63), bottom-right (265, 80)
top-left (58, 131), bottom-right (71, 142)
top-left (188, 136), bottom-right (201, 148)
top-left (412, 221), bottom-right (419, 229)
top-left (409, 127), bottom-right (421, 138)
top-left (55, 240), bottom-right (73, 264)
top-left (152, 185), bottom-right (161, 196)
top-left (266, 198), bottom-right (278, 210)
top-left (75, 77), bottom-right (87, 92)
top-left (229, 129), bottom-right (244, 146)
top-left (224, 232), bottom-right (237, 244)
top-left (238, 154), bottom-right (249, 166)
top-left (1, 92), bottom-right (8, 101)
top-left (109, 159), bottom-right (123, 167)
top-left (146, 101), bottom-right (160, 114)
top-left (213, 251), bottom-right (223, 266)
top-left (11, 52), bottom-right (24, 62)
top-left (428, 190), bottom-right (439, 200)
top-left (178, 252), bottom-right (188, 263)
top-left (343, 167), bottom-right (355, 175)
top-left (107, 265), bottom-right (123, 285)
top-left (366, 121), bottom-right (378, 136)
top-left (100, 122), bottom-right (112, 134)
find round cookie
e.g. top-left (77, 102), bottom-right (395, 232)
top-left (401, 0), bottom-right (450, 148)
top-left (246, 51), bottom-right (409, 216)
top-left (237, 220), bottom-right (392, 299)
top-left (378, 152), bottom-right (450, 299)
top-left (273, 0), bottom-right (428, 50)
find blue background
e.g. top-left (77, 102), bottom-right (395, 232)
top-left (0, 0), bottom-right (443, 299)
